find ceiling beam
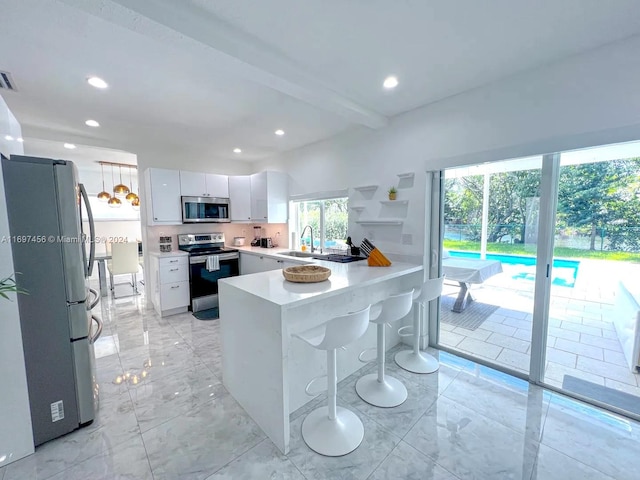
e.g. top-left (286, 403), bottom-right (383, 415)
top-left (60, 0), bottom-right (388, 129)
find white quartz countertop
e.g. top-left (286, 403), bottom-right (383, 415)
top-left (233, 245), bottom-right (304, 257)
top-left (147, 250), bottom-right (189, 258)
top-left (219, 257), bottom-right (423, 308)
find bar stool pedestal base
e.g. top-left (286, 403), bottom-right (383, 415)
top-left (301, 406), bottom-right (364, 456)
top-left (395, 350), bottom-right (439, 374)
top-left (355, 374), bottom-right (408, 407)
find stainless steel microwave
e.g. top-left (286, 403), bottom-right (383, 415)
top-left (181, 196), bottom-right (230, 223)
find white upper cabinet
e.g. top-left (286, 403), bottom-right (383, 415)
top-left (250, 171), bottom-right (268, 221)
top-left (249, 171), bottom-right (288, 223)
top-left (180, 171), bottom-right (229, 198)
top-left (145, 168), bottom-right (182, 225)
top-left (205, 174), bottom-right (229, 198)
top-left (229, 175), bottom-right (252, 221)
top-left (179, 171), bottom-right (206, 197)
top-left (144, 168), bottom-right (286, 226)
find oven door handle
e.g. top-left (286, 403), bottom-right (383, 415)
top-left (190, 252), bottom-right (239, 263)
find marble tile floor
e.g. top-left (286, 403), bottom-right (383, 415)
top-left (3, 290), bottom-right (640, 479)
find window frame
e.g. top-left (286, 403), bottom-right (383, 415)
top-left (289, 190), bottom-right (349, 252)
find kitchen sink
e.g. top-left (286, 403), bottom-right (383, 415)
top-left (279, 251), bottom-right (366, 263)
top-left (279, 250), bottom-right (319, 258)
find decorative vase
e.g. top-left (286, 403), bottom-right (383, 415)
top-left (388, 192), bottom-right (397, 200)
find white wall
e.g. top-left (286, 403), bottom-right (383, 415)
top-left (256, 34), bottom-right (640, 262)
top-left (0, 95), bottom-right (34, 466)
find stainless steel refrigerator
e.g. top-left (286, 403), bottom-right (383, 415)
top-left (2, 155), bottom-right (101, 446)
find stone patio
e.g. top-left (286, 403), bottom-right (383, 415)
top-left (438, 258), bottom-right (640, 409)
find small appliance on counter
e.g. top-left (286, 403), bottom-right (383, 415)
top-left (260, 237), bottom-right (274, 248)
top-left (233, 237), bottom-right (245, 246)
top-left (251, 225), bottom-right (262, 246)
top-left (159, 235), bottom-right (172, 252)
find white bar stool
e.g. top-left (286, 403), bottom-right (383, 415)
top-left (395, 276), bottom-right (445, 374)
top-left (355, 290), bottom-right (414, 408)
top-left (293, 305), bottom-right (371, 456)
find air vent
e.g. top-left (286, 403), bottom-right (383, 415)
top-left (0, 71), bottom-right (17, 91)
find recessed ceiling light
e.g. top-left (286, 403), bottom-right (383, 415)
top-left (64, 143), bottom-right (76, 149)
top-left (275, 129), bottom-right (285, 136)
top-left (233, 148), bottom-right (242, 153)
top-left (85, 119), bottom-right (100, 127)
top-left (16, 137), bottom-right (23, 142)
top-left (383, 76), bottom-right (399, 89)
top-left (4, 135), bottom-right (13, 141)
top-left (87, 76), bottom-right (108, 89)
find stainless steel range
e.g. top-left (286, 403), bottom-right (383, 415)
top-left (178, 233), bottom-right (239, 312)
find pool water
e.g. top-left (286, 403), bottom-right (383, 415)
top-left (448, 251), bottom-right (580, 288)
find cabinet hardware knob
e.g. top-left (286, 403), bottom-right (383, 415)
top-left (171, 285), bottom-right (180, 289)
top-left (170, 268), bottom-right (178, 271)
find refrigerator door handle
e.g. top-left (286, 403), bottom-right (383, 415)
top-left (90, 315), bottom-right (103, 343)
top-left (89, 288), bottom-right (100, 310)
top-left (79, 183), bottom-right (96, 277)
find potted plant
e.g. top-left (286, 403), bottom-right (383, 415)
top-left (0, 274), bottom-right (26, 301)
top-left (388, 186), bottom-right (397, 200)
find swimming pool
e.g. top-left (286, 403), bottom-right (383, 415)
top-left (448, 251), bottom-right (580, 288)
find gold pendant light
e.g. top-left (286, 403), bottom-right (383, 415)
top-left (97, 163), bottom-right (111, 202)
top-left (113, 165), bottom-right (130, 197)
top-left (125, 166), bottom-right (139, 203)
top-left (131, 196), bottom-right (140, 209)
top-left (107, 165), bottom-right (122, 208)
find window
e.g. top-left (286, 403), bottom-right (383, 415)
top-left (291, 197), bottom-right (348, 252)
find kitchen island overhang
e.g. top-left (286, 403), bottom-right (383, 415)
top-left (218, 260), bottom-right (423, 454)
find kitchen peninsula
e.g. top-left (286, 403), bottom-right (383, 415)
top-left (218, 254), bottom-right (422, 454)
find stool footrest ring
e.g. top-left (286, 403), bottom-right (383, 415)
top-left (397, 325), bottom-right (414, 337)
top-left (358, 347), bottom-right (377, 363)
top-left (305, 375), bottom-right (327, 396)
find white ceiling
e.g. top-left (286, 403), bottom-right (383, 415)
top-left (2, 0), bottom-right (640, 165)
top-left (22, 138), bottom-right (136, 173)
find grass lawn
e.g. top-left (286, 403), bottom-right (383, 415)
top-left (444, 240), bottom-right (640, 263)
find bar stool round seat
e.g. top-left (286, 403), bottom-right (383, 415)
top-left (293, 305), bottom-right (371, 457)
top-left (355, 290), bottom-right (414, 408)
top-left (395, 276), bottom-right (445, 374)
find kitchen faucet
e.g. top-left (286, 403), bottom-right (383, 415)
top-left (300, 225), bottom-right (316, 253)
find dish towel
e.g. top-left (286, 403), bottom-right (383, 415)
top-left (205, 255), bottom-right (220, 272)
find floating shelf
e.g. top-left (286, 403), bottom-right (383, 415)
top-left (380, 200), bottom-right (408, 206)
top-left (350, 206), bottom-right (365, 212)
top-left (354, 185), bottom-right (378, 192)
top-left (355, 220), bottom-right (403, 225)
top-left (397, 173), bottom-right (414, 179)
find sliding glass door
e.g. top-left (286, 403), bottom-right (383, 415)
top-left (542, 144), bottom-right (640, 415)
top-left (435, 140), bottom-right (640, 419)
top-left (438, 157), bottom-right (543, 376)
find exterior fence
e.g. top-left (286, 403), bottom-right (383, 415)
top-left (444, 224), bottom-right (640, 252)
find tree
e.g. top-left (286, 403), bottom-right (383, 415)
top-left (444, 171), bottom-right (540, 243)
top-left (487, 170), bottom-right (540, 243)
top-left (558, 159), bottom-right (640, 251)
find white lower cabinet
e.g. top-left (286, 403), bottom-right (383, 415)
top-left (149, 254), bottom-right (190, 316)
top-left (240, 252), bottom-right (300, 275)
